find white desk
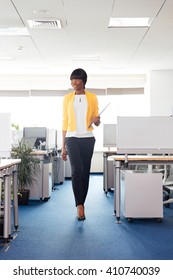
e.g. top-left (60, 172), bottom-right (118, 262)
top-left (0, 159), bottom-right (21, 243)
top-left (112, 155), bottom-right (173, 222)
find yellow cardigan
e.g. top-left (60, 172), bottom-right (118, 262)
top-left (62, 91), bottom-right (99, 131)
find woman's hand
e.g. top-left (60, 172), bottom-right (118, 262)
top-left (88, 116), bottom-right (101, 128)
top-left (93, 116), bottom-right (101, 126)
top-left (61, 147), bottom-right (67, 161)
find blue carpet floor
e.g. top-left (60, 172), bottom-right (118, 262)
top-left (1, 174), bottom-right (173, 260)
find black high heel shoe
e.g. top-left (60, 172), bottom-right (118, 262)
top-left (78, 215), bottom-right (86, 221)
top-left (77, 205), bottom-right (86, 221)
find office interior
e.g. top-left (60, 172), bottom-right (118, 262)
top-left (1, 0), bottom-right (173, 260)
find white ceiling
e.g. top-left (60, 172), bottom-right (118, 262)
top-left (0, 0), bottom-right (172, 79)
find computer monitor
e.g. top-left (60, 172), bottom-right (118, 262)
top-left (23, 127), bottom-right (47, 149)
top-left (23, 127), bottom-right (46, 138)
top-left (23, 127), bottom-right (55, 150)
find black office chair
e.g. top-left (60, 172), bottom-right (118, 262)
top-left (163, 164), bottom-right (173, 207)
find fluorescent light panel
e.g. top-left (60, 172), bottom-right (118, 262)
top-left (0, 27), bottom-right (30, 36)
top-left (72, 55), bottom-right (101, 61)
top-left (108, 17), bottom-right (153, 28)
top-left (0, 55), bottom-right (13, 60)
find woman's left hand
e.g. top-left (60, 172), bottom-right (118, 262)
top-left (93, 116), bottom-right (101, 126)
top-left (88, 116), bottom-right (101, 128)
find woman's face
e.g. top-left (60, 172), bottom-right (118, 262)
top-left (71, 79), bottom-right (84, 91)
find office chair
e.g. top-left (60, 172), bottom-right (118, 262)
top-left (163, 164), bottom-right (173, 207)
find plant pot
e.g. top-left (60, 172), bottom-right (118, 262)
top-left (18, 190), bottom-right (30, 205)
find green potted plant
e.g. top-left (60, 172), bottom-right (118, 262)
top-left (11, 141), bottom-right (40, 205)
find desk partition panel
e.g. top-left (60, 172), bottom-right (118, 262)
top-left (117, 116), bottom-right (173, 154)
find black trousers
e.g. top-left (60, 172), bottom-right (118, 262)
top-left (65, 137), bottom-right (95, 206)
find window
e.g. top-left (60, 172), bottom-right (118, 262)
top-left (0, 92), bottom-right (149, 150)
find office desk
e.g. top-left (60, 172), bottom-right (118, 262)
top-left (112, 155), bottom-right (173, 222)
top-left (103, 148), bottom-right (117, 193)
top-left (0, 159), bottom-right (21, 243)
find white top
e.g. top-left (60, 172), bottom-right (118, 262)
top-left (66, 94), bottom-right (93, 138)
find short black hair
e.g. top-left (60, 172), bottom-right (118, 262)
top-left (70, 68), bottom-right (87, 85)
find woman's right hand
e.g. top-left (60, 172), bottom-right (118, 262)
top-left (61, 147), bottom-right (67, 161)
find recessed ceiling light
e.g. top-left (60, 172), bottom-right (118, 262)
top-left (33, 9), bottom-right (50, 15)
top-left (17, 46), bottom-right (24, 51)
top-left (72, 55), bottom-right (101, 61)
top-left (0, 55), bottom-right (14, 60)
top-left (108, 17), bottom-right (153, 28)
top-left (0, 27), bottom-right (30, 36)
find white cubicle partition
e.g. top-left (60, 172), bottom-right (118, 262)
top-left (117, 116), bottom-right (173, 154)
top-left (46, 129), bottom-right (56, 150)
top-left (0, 113), bottom-right (11, 158)
top-left (103, 124), bottom-right (117, 148)
top-left (23, 126), bottom-right (56, 150)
